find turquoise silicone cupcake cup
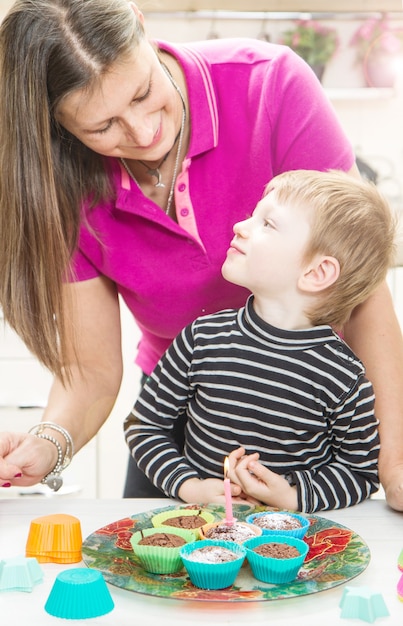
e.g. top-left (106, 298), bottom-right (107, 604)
top-left (44, 568), bottom-right (114, 619)
top-left (0, 556), bottom-right (43, 592)
top-left (245, 511), bottom-right (310, 539)
top-left (244, 535), bottom-right (309, 584)
top-left (130, 526), bottom-right (196, 574)
top-left (180, 539), bottom-right (246, 590)
top-left (339, 585), bottom-right (390, 621)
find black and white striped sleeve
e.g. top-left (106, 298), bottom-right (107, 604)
top-left (289, 376), bottom-right (380, 512)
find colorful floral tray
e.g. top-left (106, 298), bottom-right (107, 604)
top-left (81, 503), bottom-right (370, 602)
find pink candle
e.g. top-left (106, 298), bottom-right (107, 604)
top-left (223, 457), bottom-right (235, 525)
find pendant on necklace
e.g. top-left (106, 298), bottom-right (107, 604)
top-left (147, 168), bottom-right (165, 188)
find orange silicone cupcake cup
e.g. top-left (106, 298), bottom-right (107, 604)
top-left (25, 513), bottom-right (82, 564)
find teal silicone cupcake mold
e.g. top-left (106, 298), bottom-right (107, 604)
top-left (44, 568), bottom-right (114, 619)
top-left (246, 511), bottom-right (310, 539)
top-left (0, 556), bottom-right (43, 592)
top-left (244, 534), bottom-right (309, 584)
top-left (180, 539), bottom-right (246, 590)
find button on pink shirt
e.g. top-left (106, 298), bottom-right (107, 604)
top-left (70, 38), bottom-right (355, 374)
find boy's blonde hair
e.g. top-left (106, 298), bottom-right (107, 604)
top-left (266, 169), bottom-right (397, 329)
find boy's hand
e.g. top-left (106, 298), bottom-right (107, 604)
top-left (229, 448), bottom-right (298, 510)
top-left (178, 476), bottom-right (256, 505)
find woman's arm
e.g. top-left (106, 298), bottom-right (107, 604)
top-left (344, 280), bottom-right (403, 511)
top-left (341, 161), bottom-right (403, 510)
top-left (0, 275), bottom-right (124, 487)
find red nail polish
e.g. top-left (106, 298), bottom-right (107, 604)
top-left (14, 473), bottom-right (22, 478)
top-left (1, 482), bottom-right (11, 488)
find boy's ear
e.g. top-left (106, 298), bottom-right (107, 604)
top-left (298, 255), bottom-right (340, 293)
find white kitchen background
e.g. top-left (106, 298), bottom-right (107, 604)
top-left (1, 5), bottom-right (402, 498)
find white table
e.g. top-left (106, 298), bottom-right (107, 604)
top-left (0, 497), bottom-right (401, 625)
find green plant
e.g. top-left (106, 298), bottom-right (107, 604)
top-left (350, 15), bottom-right (403, 63)
top-left (281, 20), bottom-right (339, 66)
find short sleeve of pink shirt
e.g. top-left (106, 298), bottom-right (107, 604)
top-left (70, 38), bottom-right (355, 374)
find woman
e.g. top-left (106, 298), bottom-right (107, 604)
top-left (0, 0), bottom-right (402, 508)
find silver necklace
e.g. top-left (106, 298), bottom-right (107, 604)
top-left (137, 125), bottom-right (181, 188)
top-left (138, 155), bottom-right (169, 188)
top-left (121, 66), bottom-right (187, 215)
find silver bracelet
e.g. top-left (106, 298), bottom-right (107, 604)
top-left (29, 422), bottom-right (74, 469)
top-left (35, 433), bottom-right (64, 491)
top-left (29, 422), bottom-right (75, 492)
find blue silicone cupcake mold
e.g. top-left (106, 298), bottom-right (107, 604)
top-left (44, 568), bottom-right (114, 619)
top-left (244, 534), bottom-right (309, 584)
top-left (180, 539), bottom-right (246, 590)
top-left (246, 511), bottom-right (310, 539)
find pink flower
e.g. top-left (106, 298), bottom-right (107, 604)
top-left (351, 18), bottom-right (379, 44)
top-left (351, 16), bottom-right (403, 61)
top-left (379, 32), bottom-right (403, 54)
top-left (292, 33), bottom-right (301, 47)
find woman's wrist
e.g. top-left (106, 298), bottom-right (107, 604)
top-left (28, 422), bottom-right (74, 491)
top-left (36, 434), bottom-right (64, 490)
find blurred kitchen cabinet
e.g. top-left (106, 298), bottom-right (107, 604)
top-left (146, 1), bottom-right (403, 12)
top-left (0, 300), bottom-right (140, 498)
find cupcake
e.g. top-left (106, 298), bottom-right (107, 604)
top-left (200, 520), bottom-right (262, 543)
top-left (244, 535), bottom-right (309, 584)
top-left (151, 509), bottom-right (215, 539)
top-left (180, 540), bottom-right (246, 590)
top-left (246, 511), bottom-right (310, 540)
top-left (130, 526), bottom-right (195, 574)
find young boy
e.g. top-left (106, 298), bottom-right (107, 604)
top-left (124, 169), bottom-right (396, 513)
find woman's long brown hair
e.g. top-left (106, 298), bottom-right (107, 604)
top-left (0, 0), bottom-right (144, 379)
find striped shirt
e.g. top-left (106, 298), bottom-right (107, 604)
top-left (124, 296), bottom-right (379, 512)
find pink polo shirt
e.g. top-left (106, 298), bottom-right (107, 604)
top-left (70, 38), bottom-right (355, 374)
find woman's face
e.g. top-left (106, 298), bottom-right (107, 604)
top-left (55, 40), bottom-right (181, 162)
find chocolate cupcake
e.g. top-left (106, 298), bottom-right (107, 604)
top-left (180, 540), bottom-right (246, 589)
top-left (200, 520), bottom-right (262, 544)
top-left (246, 511), bottom-right (310, 539)
top-left (137, 532), bottom-right (186, 547)
top-left (130, 526), bottom-right (195, 574)
top-left (244, 535), bottom-right (309, 584)
top-left (151, 509), bottom-right (215, 539)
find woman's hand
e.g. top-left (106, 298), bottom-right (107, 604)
top-left (0, 432), bottom-right (57, 487)
top-left (383, 464), bottom-right (403, 512)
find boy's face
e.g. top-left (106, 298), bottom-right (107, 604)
top-left (222, 191), bottom-right (312, 298)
